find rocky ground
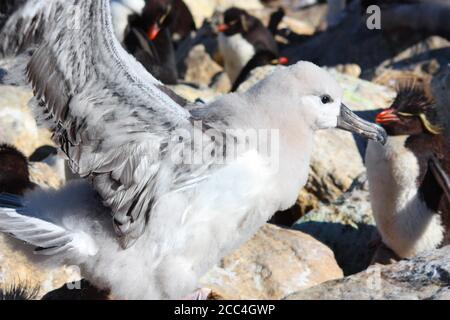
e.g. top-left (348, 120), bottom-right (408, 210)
top-left (1, 0), bottom-right (450, 300)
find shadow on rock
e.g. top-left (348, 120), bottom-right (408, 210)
top-left (294, 221), bottom-right (378, 276)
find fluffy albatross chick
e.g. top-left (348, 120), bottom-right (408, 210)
top-left (0, 0), bottom-right (386, 300)
top-left (366, 84), bottom-right (450, 263)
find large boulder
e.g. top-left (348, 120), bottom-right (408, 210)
top-left (294, 185), bottom-right (378, 276)
top-left (285, 245), bottom-right (450, 300)
top-left (201, 224), bottom-right (343, 299)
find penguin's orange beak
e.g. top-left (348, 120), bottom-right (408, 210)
top-left (376, 109), bottom-right (400, 124)
top-left (278, 57), bottom-right (289, 65)
top-left (147, 23), bottom-right (161, 41)
top-left (217, 24), bottom-right (229, 32)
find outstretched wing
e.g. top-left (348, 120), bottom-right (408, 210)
top-left (0, 0), bottom-right (60, 57)
top-left (24, 0), bottom-right (194, 248)
top-left (0, 193), bottom-right (97, 258)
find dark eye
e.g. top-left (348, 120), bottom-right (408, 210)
top-left (321, 95), bottom-right (333, 104)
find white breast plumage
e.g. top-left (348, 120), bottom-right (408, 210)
top-left (218, 33), bottom-right (255, 83)
top-left (366, 137), bottom-right (444, 258)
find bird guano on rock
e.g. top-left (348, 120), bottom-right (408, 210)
top-left (0, 0), bottom-right (386, 299)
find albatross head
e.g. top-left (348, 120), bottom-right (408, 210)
top-left (253, 61), bottom-right (387, 144)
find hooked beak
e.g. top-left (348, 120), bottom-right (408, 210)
top-left (375, 108), bottom-right (400, 124)
top-left (217, 23), bottom-right (229, 32)
top-left (337, 104), bottom-right (387, 145)
top-left (147, 23), bottom-right (161, 41)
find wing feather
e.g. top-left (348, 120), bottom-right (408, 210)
top-left (0, 204), bottom-right (96, 258)
top-left (20, 0), bottom-right (197, 248)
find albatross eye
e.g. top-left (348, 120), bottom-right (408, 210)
top-left (321, 95), bottom-right (333, 104)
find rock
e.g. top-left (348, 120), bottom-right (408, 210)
top-left (29, 162), bottom-right (64, 190)
top-left (285, 246), bottom-right (450, 300)
top-left (375, 36), bottom-right (450, 81)
top-left (282, 6), bottom-right (448, 79)
top-left (0, 85), bottom-right (53, 156)
top-left (184, 45), bottom-right (225, 88)
top-left (373, 69), bottom-right (432, 91)
top-left (294, 186), bottom-right (378, 275)
top-left (0, 235), bottom-right (81, 299)
top-left (210, 72), bottom-right (232, 93)
top-left (278, 16), bottom-right (315, 36)
top-left (236, 65), bottom-right (278, 93)
top-left (201, 224), bottom-right (343, 300)
top-left (333, 64), bottom-right (361, 78)
top-left (184, 0), bottom-right (264, 28)
top-left (431, 65), bottom-right (450, 143)
top-left (168, 83), bottom-right (222, 103)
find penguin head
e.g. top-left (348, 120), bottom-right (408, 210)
top-left (217, 8), bottom-right (260, 37)
top-left (376, 84), bottom-right (443, 136)
top-left (142, 0), bottom-right (175, 40)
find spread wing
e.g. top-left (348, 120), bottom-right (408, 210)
top-left (0, 0), bottom-right (60, 57)
top-left (22, 0), bottom-right (196, 248)
top-left (0, 193), bottom-right (97, 258)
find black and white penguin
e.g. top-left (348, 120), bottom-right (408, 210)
top-left (139, 0), bottom-right (196, 44)
top-left (217, 7), bottom-right (279, 83)
top-left (366, 84), bottom-right (450, 261)
top-left (0, 144), bottom-right (34, 195)
top-left (112, 0), bottom-right (196, 84)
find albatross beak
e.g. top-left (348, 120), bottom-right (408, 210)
top-left (337, 104), bottom-right (387, 145)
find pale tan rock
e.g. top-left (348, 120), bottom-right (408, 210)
top-left (201, 224), bottom-right (343, 300)
top-left (184, 45), bottom-right (224, 87)
top-left (29, 162), bottom-right (63, 190)
top-left (334, 64), bottom-right (361, 78)
top-left (236, 65), bottom-right (278, 93)
top-left (279, 16), bottom-right (315, 35)
top-left (168, 84), bottom-right (222, 103)
top-left (184, 0), bottom-right (264, 28)
top-left (0, 85), bottom-right (53, 156)
top-left (0, 235), bottom-right (81, 299)
top-left (211, 72), bottom-right (232, 93)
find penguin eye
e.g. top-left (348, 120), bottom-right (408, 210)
top-left (321, 95), bottom-right (333, 104)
